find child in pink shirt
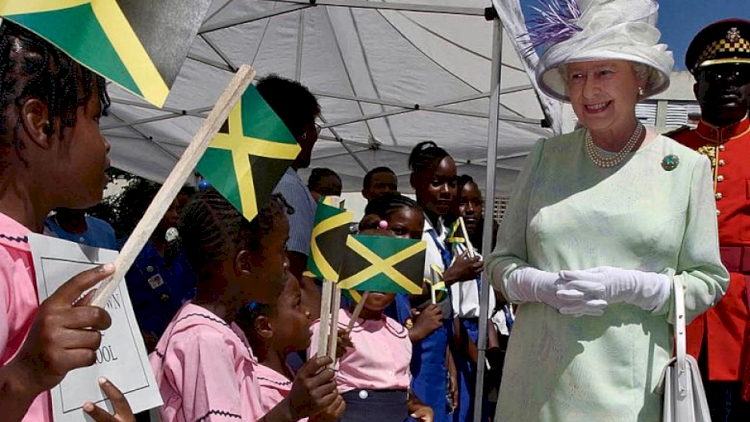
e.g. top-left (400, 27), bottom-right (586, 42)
top-left (150, 190), bottom-right (341, 422)
top-left (0, 21), bottom-right (133, 422)
top-left (308, 227), bottom-right (433, 422)
top-left (237, 273), bottom-right (345, 422)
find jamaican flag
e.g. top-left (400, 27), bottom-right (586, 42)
top-left (0, 0), bottom-right (211, 107)
top-left (196, 85), bottom-right (301, 223)
top-left (427, 264), bottom-right (448, 302)
top-left (306, 197), bottom-right (354, 282)
top-left (445, 219), bottom-right (465, 246)
top-left (338, 235), bottom-right (425, 294)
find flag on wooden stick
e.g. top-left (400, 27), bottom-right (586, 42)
top-left (338, 235), bottom-right (425, 294)
top-left (196, 85), bottom-right (300, 223)
top-left (306, 197), bottom-right (354, 282)
top-left (0, 0), bottom-right (212, 107)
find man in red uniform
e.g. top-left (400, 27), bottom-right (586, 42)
top-left (669, 19), bottom-right (750, 421)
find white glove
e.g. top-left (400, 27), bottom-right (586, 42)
top-left (506, 267), bottom-right (608, 317)
top-left (559, 266), bottom-right (671, 312)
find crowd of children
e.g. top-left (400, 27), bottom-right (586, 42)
top-left (0, 19), bottom-right (510, 422)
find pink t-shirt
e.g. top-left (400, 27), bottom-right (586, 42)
top-left (309, 308), bottom-right (412, 393)
top-left (0, 212), bottom-right (52, 421)
top-left (150, 303), bottom-right (265, 422)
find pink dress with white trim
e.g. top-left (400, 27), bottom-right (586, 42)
top-left (150, 303), bottom-right (265, 422)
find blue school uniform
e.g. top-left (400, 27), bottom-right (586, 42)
top-left (121, 238), bottom-right (197, 343)
top-left (44, 215), bottom-right (117, 249)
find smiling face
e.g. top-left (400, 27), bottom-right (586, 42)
top-left (412, 156), bottom-right (458, 218)
top-left (458, 182), bottom-right (482, 236)
top-left (695, 63), bottom-right (750, 125)
top-left (566, 60), bottom-right (643, 134)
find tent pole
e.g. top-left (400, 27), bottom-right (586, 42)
top-left (473, 16), bottom-right (503, 422)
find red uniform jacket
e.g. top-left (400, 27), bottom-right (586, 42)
top-left (671, 117), bottom-right (750, 386)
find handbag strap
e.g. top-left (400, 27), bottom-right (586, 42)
top-left (673, 276), bottom-right (688, 399)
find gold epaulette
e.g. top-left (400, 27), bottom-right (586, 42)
top-left (662, 125), bottom-right (691, 139)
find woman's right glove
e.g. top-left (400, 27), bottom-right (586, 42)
top-left (506, 266), bottom-right (608, 317)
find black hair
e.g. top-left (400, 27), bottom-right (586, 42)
top-left (360, 193), bottom-right (422, 231)
top-left (235, 301), bottom-right (275, 346)
top-left (457, 175), bottom-right (478, 194)
top-left (307, 167), bottom-right (341, 190)
top-left (362, 166), bottom-right (396, 190)
top-left (179, 188), bottom-right (294, 276)
top-left (408, 141), bottom-right (450, 174)
top-left (0, 21), bottom-right (109, 162)
top-left (256, 74), bottom-right (320, 139)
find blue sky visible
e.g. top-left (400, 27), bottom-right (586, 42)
top-left (519, 0), bottom-right (750, 70)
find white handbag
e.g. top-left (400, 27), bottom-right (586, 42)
top-left (656, 278), bottom-right (712, 422)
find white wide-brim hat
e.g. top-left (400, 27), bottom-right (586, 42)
top-left (533, 0), bottom-right (674, 102)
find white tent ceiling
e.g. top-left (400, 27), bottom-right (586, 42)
top-left (102, 0), bottom-right (558, 195)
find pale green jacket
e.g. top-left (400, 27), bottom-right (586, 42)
top-left (487, 129), bottom-right (729, 422)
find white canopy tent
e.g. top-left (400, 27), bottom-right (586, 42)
top-left (102, 0), bottom-right (561, 195)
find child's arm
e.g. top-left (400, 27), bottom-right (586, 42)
top-left (407, 390), bottom-right (434, 422)
top-left (445, 346), bottom-right (458, 411)
top-left (0, 264), bottom-right (114, 422)
top-left (261, 356), bottom-right (339, 422)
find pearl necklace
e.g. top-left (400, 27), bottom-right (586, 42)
top-left (584, 124), bottom-right (644, 168)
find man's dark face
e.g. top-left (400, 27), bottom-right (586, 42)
top-left (694, 63), bottom-right (750, 125)
top-left (294, 119), bottom-right (320, 169)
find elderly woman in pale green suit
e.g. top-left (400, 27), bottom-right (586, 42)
top-left (487, 1), bottom-right (729, 421)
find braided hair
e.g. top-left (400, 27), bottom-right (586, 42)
top-left (179, 188), bottom-right (294, 277)
top-left (0, 21), bottom-right (109, 162)
top-left (408, 141), bottom-right (449, 174)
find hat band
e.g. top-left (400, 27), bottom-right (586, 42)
top-left (697, 57), bottom-right (750, 69)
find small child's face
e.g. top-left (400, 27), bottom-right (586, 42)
top-left (363, 291), bottom-right (396, 312)
top-left (57, 85), bottom-right (110, 209)
top-left (272, 275), bottom-right (312, 353)
top-left (387, 207), bottom-right (424, 241)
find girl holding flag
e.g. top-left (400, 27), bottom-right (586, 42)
top-left (407, 141), bottom-right (484, 422)
top-left (0, 20), bottom-right (135, 422)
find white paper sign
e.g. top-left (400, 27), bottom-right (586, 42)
top-left (29, 234), bottom-right (162, 422)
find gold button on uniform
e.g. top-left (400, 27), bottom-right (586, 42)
top-left (718, 159), bottom-right (726, 166)
top-left (717, 209), bottom-right (722, 216)
top-left (719, 144), bottom-right (726, 151)
top-left (716, 192), bottom-right (723, 200)
top-left (717, 175), bottom-right (725, 182)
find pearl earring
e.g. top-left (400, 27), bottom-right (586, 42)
top-left (638, 87), bottom-right (644, 96)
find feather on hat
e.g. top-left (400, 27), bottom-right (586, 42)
top-left (527, 0), bottom-right (674, 102)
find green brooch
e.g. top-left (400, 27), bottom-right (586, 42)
top-left (661, 154), bottom-right (679, 171)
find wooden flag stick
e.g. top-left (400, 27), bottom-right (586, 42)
top-left (316, 279), bottom-right (334, 357)
top-left (327, 283), bottom-right (342, 364)
top-left (346, 291), bottom-right (370, 332)
top-left (430, 267), bottom-right (438, 305)
top-left (459, 217), bottom-right (476, 259)
top-left (91, 65), bottom-right (257, 308)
